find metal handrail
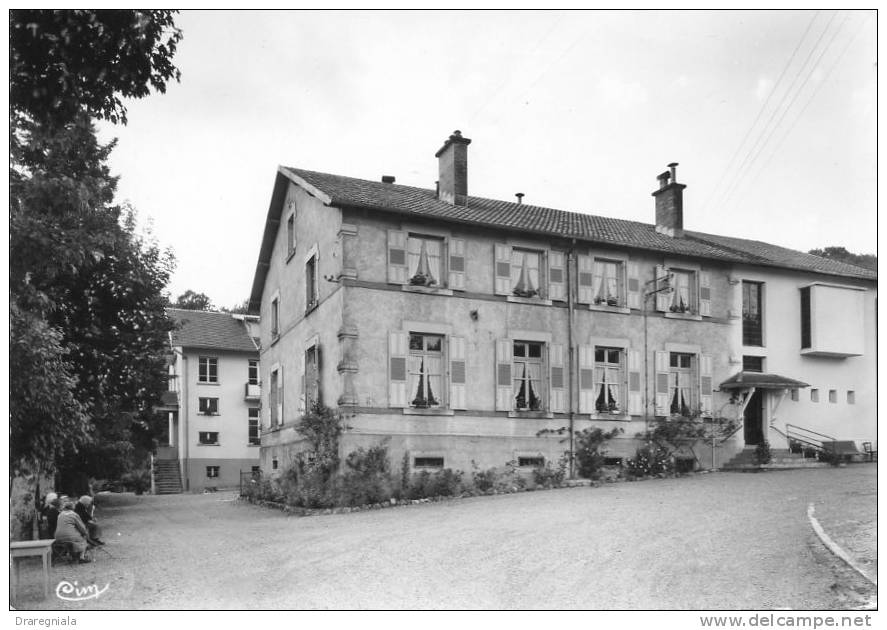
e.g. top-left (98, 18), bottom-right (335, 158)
top-left (785, 423), bottom-right (836, 443)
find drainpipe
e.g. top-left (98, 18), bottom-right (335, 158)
top-left (182, 354), bottom-right (190, 491)
top-left (566, 239), bottom-right (577, 478)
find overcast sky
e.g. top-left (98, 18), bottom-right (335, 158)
top-left (95, 10), bottom-right (877, 309)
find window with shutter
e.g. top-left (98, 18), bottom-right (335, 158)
top-left (699, 354), bottom-right (713, 417)
top-left (449, 336), bottom-right (467, 410)
top-left (548, 252), bottom-right (566, 301)
top-left (654, 351), bottom-right (670, 416)
top-left (627, 349), bottom-right (643, 415)
top-left (408, 333), bottom-right (444, 408)
top-left (512, 341), bottom-right (545, 410)
top-left (591, 259), bottom-right (625, 307)
top-left (448, 238), bottom-right (466, 290)
top-left (627, 262), bottom-right (641, 310)
top-left (495, 339), bottom-right (513, 410)
top-left (593, 347), bottom-right (624, 414)
top-left (577, 255), bottom-right (594, 303)
top-left (387, 230), bottom-right (408, 284)
top-left (494, 244), bottom-right (512, 295)
top-left (549, 343), bottom-right (566, 412)
top-left (699, 271), bottom-right (712, 317)
top-left (389, 332), bottom-right (408, 407)
top-left (407, 234), bottom-right (444, 287)
top-left (578, 344), bottom-right (595, 414)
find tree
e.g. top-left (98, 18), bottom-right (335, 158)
top-left (808, 247), bottom-right (876, 272)
top-left (10, 10), bottom-right (182, 126)
top-left (9, 10), bottom-right (182, 500)
top-left (172, 290), bottom-right (215, 311)
top-left (220, 299), bottom-right (251, 314)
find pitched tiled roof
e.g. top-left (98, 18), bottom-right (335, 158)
top-left (167, 308), bottom-right (258, 352)
top-left (283, 167), bottom-right (876, 281)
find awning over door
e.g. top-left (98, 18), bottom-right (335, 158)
top-left (719, 371), bottom-right (809, 391)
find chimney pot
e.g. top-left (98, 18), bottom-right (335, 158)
top-left (381, 175), bottom-right (395, 184)
top-left (515, 193), bottom-right (524, 204)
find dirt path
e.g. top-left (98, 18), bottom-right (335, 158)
top-left (12, 465), bottom-right (876, 610)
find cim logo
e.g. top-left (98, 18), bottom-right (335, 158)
top-left (55, 580), bottom-right (110, 602)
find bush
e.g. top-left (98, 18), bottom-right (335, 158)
top-left (339, 443), bottom-right (394, 506)
top-left (470, 460), bottom-right (497, 492)
top-left (624, 443), bottom-right (673, 478)
top-left (754, 441), bottom-right (772, 465)
top-left (408, 468), bottom-right (463, 499)
top-left (574, 427), bottom-right (623, 479)
top-left (532, 456), bottom-right (567, 488)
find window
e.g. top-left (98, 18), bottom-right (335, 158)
top-left (199, 432), bottom-right (219, 445)
top-left (206, 466), bottom-right (219, 478)
top-left (742, 356), bottom-right (764, 372)
top-left (847, 390), bottom-right (855, 405)
top-left (251, 465), bottom-right (260, 474)
top-left (198, 357), bottom-right (218, 383)
top-left (828, 389), bottom-right (837, 403)
top-left (271, 297), bottom-right (280, 337)
top-left (592, 259), bottom-right (624, 306)
top-left (668, 352), bottom-right (695, 415)
top-left (669, 270), bottom-right (695, 313)
top-left (594, 347), bottom-right (623, 413)
top-left (517, 456), bottom-right (544, 468)
top-left (286, 214), bottom-right (295, 257)
top-left (305, 345), bottom-right (321, 409)
top-left (272, 458), bottom-right (279, 471)
top-left (513, 341), bottom-right (544, 411)
top-left (811, 388), bottom-right (819, 403)
top-left (742, 281), bottom-right (763, 346)
top-left (408, 334), bottom-right (443, 408)
top-left (269, 369), bottom-right (281, 427)
top-left (800, 286), bottom-right (811, 349)
top-left (198, 397), bottom-right (219, 415)
top-left (407, 235), bottom-right (443, 287)
top-left (305, 255), bottom-right (318, 310)
top-left (791, 388), bottom-right (799, 402)
top-left (511, 249), bottom-right (541, 298)
top-left (248, 359), bottom-right (259, 385)
top-left (413, 457), bottom-right (444, 469)
top-left (248, 408), bottom-right (260, 445)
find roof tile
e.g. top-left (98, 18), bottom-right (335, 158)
top-left (167, 308), bottom-right (258, 352)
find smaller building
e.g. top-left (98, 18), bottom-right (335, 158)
top-left (155, 309), bottom-right (261, 492)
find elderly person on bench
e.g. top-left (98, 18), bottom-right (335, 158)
top-left (75, 495), bottom-right (104, 546)
top-left (54, 501), bottom-right (92, 563)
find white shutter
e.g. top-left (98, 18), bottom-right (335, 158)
top-left (655, 265), bottom-right (670, 312)
top-left (495, 339), bottom-right (513, 411)
top-left (448, 238), bottom-right (466, 290)
top-left (699, 271), bottom-right (711, 317)
top-left (700, 353), bottom-right (713, 417)
top-left (276, 369), bottom-right (284, 427)
top-left (627, 261), bottom-right (641, 310)
top-left (389, 331), bottom-right (408, 407)
top-left (548, 251), bottom-right (566, 301)
top-left (577, 254), bottom-right (594, 303)
top-left (387, 230), bottom-right (408, 284)
top-left (627, 349), bottom-right (643, 416)
top-left (449, 336), bottom-right (467, 410)
top-left (549, 343), bottom-right (566, 413)
top-left (654, 351), bottom-right (670, 416)
top-left (578, 344), bottom-right (595, 414)
top-left (494, 244), bottom-right (512, 295)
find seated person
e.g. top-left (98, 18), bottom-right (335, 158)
top-left (75, 495), bottom-right (104, 545)
top-left (54, 501), bottom-right (91, 563)
top-left (41, 492), bottom-right (61, 538)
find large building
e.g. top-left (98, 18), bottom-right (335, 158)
top-left (155, 309), bottom-right (262, 491)
top-left (248, 131), bottom-right (875, 476)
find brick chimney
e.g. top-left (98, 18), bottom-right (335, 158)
top-left (652, 162), bottom-right (686, 237)
top-left (435, 130), bottom-right (471, 206)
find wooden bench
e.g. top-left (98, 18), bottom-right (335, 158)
top-left (10, 539), bottom-right (54, 603)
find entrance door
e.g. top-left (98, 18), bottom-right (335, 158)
top-left (743, 390), bottom-right (764, 445)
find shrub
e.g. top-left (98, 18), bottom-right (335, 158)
top-left (754, 440), bottom-right (772, 465)
top-left (624, 443), bottom-right (673, 478)
top-left (470, 460), bottom-right (498, 492)
top-left (339, 443), bottom-right (394, 506)
top-left (574, 427), bottom-right (623, 479)
top-left (408, 468), bottom-right (464, 499)
top-left (532, 457), bottom-right (566, 488)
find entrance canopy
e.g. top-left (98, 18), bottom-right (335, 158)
top-left (719, 372), bottom-right (809, 391)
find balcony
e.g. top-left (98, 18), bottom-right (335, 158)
top-left (244, 382), bottom-right (261, 401)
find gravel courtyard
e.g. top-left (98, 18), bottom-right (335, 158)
top-left (13, 465), bottom-right (876, 610)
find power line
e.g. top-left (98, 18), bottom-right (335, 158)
top-left (716, 11), bottom-right (841, 212)
top-left (701, 11), bottom-right (820, 214)
top-left (747, 13), bottom-right (872, 188)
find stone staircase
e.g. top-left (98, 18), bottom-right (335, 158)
top-left (153, 458), bottom-right (183, 494)
top-left (722, 447), bottom-right (829, 471)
